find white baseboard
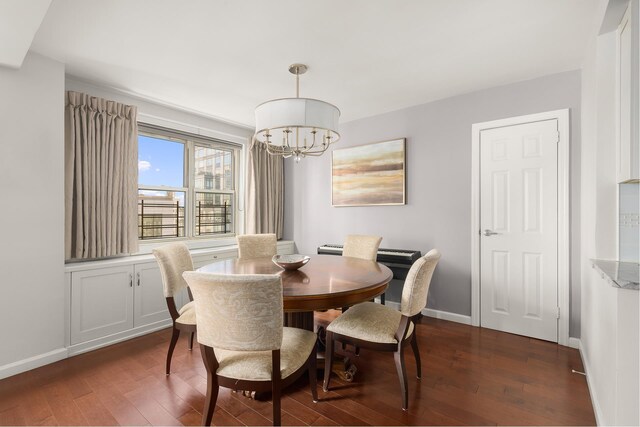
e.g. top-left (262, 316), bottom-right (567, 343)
top-left (0, 348), bottom-right (68, 380)
top-left (377, 299), bottom-right (472, 325)
top-left (423, 308), bottom-right (472, 325)
top-left (575, 338), bottom-right (603, 426)
top-left (568, 337), bottom-right (581, 349)
top-left (0, 321), bottom-right (173, 380)
top-left (67, 320), bottom-right (172, 357)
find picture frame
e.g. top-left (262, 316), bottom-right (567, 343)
top-left (331, 138), bottom-right (406, 207)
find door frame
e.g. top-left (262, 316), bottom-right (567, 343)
top-left (470, 109), bottom-right (570, 346)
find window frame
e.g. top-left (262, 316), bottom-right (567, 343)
top-left (137, 123), bottom-right (241, 242)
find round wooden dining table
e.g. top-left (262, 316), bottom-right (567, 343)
top-left (197, 254), bottom-right (393, 331)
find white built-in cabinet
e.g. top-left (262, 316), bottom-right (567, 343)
top-left (66, 241), bottom-right (295, 355)
top-left (584, 264), bottom-right (639, 425)
top-left (70, 262), bottom-right (176, 346)
top-left (617, 3), bottom-right (639, 183)
top-left (70, 265), bottom-right (135, 345)
top-left (133, 261), bottom-right (170, 328)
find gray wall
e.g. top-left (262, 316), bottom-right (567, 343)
top-left (284, 70), bottom-right (582, 337)
top-left (0, 52), bottom-right (66, 367)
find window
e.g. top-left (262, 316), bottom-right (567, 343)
top-left (137, 125), bottom-right (239, 240)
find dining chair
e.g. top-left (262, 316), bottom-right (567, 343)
top-left (237, 233), bottom-right (278, 259)
top-left (182, 271), bottom-right (318, 426)
top-left (323, 249), bottom-right (441, 410)
top-left (342, 234), bottom-right (382, 261)
top-left (152, 243), bottom-right (197, 375)
top-left (342, 234), bottom-right (384, 308)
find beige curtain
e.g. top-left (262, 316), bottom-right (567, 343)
top-left (65, 91), bottom-right (138, 260)
top-left (245, 138), bottom-right (284, 238)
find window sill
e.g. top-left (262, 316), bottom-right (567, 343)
top-left (64, 240), bottom-right (295, 273)
top-left (135, 235), bottom-right (238, 255)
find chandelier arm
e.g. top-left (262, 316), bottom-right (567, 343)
top-left (301, 146), bottom-right (329, 155)
top-left (306, 132), bottom-right (316, 151)
top-left (266, 144), bottom-right (285, 156)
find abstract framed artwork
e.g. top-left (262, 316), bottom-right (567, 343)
top-left (332, 138), bottom-right (406, 207)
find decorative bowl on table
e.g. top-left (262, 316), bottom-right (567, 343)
top-left (272, 254), bottom-right (310, 271)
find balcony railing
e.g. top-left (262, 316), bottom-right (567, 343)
top-left (138, 200), bottom-right (184, 240)
top-left (196, 201), bottom-right (231, 236)
top-left (138, 200), bottom-right (231, 239)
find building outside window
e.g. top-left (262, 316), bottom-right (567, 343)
top-left (137, 124), bottom-right (239, 240)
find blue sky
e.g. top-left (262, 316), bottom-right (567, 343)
top-left (138, 135), bottom-right (184, 187)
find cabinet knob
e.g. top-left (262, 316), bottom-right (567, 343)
top-left (136, 272), bottom-right (141, 286)
top-left (129, 274), bottom-right (133, 287)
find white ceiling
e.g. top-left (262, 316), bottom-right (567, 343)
top-left (31, 0), bottom-right (599, 127)
top-left (0, 0), bottom-right (51, 68)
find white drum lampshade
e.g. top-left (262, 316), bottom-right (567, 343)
top-left (253, 64), bottom-right (340, 161)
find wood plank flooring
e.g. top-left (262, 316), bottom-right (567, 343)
top-left (0, 312), bottom-right (595, 426)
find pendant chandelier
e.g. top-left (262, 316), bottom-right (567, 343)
top-left (254, 64), bottom-right (340, 162)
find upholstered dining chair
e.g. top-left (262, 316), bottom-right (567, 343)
top-left (342, 234), bottom-right (384, 308)
top-left (237, 233), bottom-right (277, 259)
top-left (152, 243), bottom-right (197, 375)
top-left (182, 271), bottom-right (318, 426)
top-left (342, 234), bottom-right (382, 261)
top-left (323, 249), bottom-right (441, 410)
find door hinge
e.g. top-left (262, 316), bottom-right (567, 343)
top-left (556, 307), bottom-right (560, 319)
top-left (554, 131), bottom-right (560, 143)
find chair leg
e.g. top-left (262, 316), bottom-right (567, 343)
top-left (202, 372), bottom-right (218, 426)
top-left (394, 347), bottom-right (409, 411)
top-left (272, 385), bottom-right (281, 426)
top-left (272, 349), bottom-right (282, 426)
top-left (166, 327), bottom-right (180, 375)
top-left (323, 331), bottom-right (334, 392)
top-left (188, 331), bottom-right (195, 351)
top-left (410, 332), bottom-right (421, 379)
top-left (308, 347), bottom-right (318, 403)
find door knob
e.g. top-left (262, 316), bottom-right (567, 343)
top-left (483, 229), bottom-right (500, 236)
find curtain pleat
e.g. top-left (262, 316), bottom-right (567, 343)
top-left (245, 138), bottom-right (284, 238)
top-left (65, 91), bottom-right (138, 260)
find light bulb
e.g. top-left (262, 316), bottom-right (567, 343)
top-left (294, 155), bottom-right (302, 163)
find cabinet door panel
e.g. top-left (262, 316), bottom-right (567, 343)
top-left (134, 262), bottom-right (170, 327)
top-left (71, 266), bottom-right (133, 345)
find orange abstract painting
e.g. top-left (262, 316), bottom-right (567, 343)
top-left (332, 138), bottom-right (405, 206)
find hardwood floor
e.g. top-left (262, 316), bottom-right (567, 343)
top-left (0, 312), bottom-right (595, 426)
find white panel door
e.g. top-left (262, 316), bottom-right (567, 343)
top-left (71, 266), bottom-right (134, 344)
top-left (480, 119), bottom-right (558, 342)
top-left (133, 262), bottom-right (171, 327)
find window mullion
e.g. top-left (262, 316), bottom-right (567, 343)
top-left (186, 140), bottom-right (195, 238)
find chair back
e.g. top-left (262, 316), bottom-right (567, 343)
top-left (400, 249), bottom-right (441, 317)
top-left (153, 243), bottom-right (194, 298)
top-left (237, 233), bottom-right (277, 259)
top-left (342, 234), bottom-right (382, 261)
top-left (182, 272), bottom-right (283, 351)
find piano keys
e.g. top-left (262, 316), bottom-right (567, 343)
top-left (317, 244), bottom-right (421, 266)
